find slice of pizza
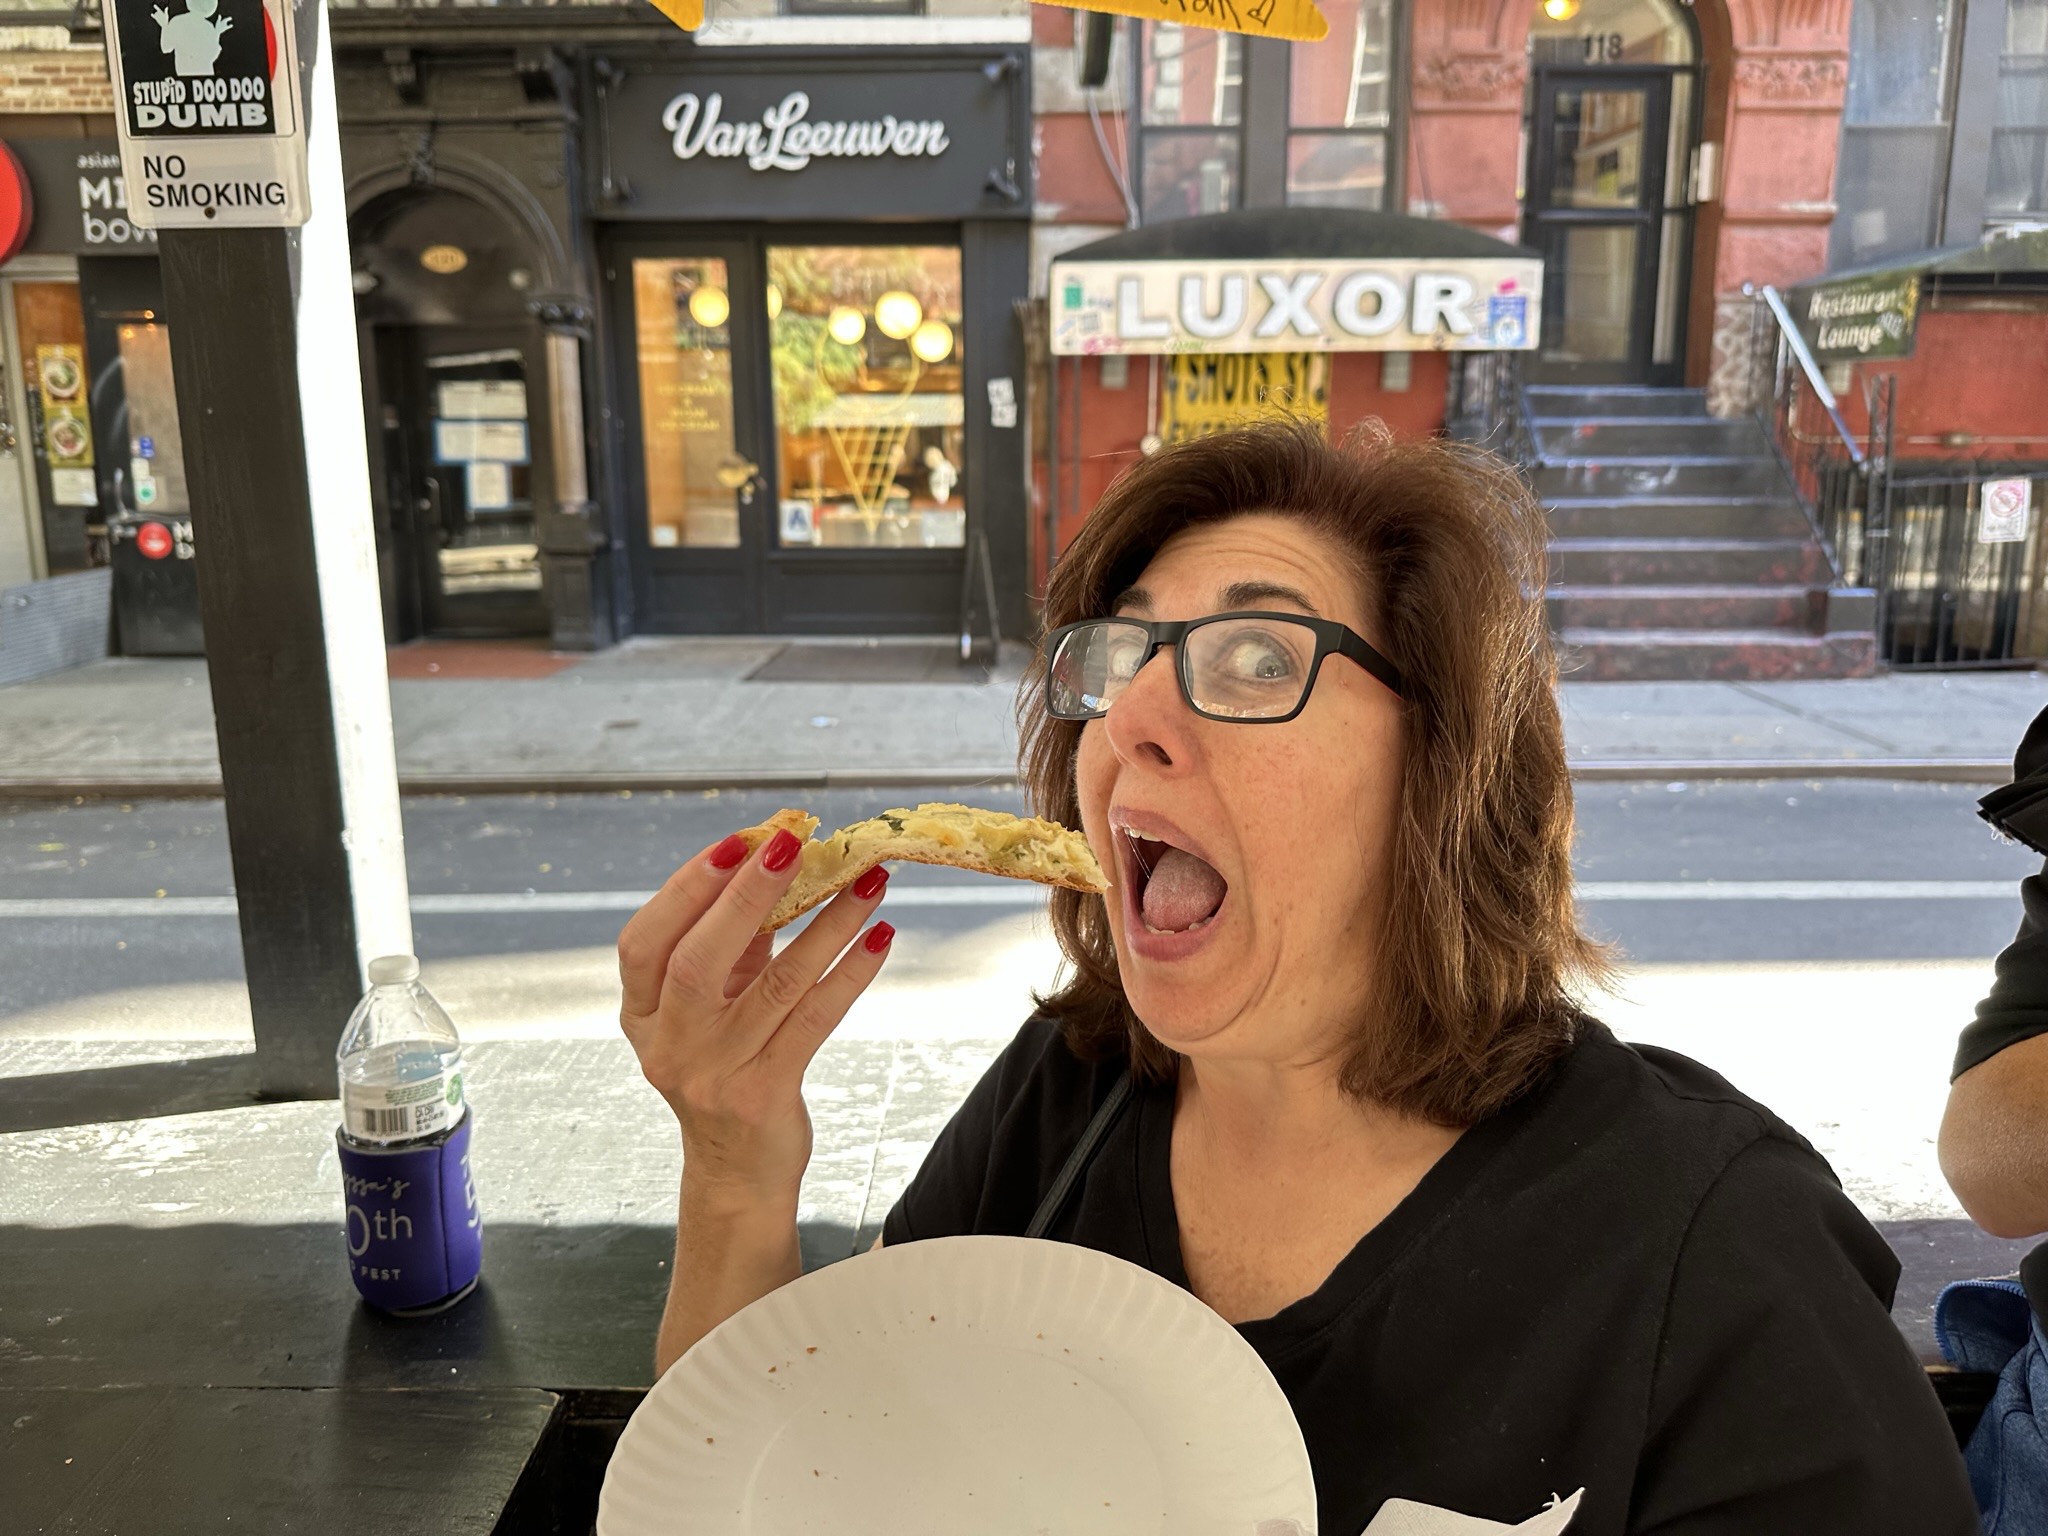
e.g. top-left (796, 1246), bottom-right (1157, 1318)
top-left (731, 802), bottom-right (1110, 933)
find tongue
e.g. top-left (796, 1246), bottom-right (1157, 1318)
top-left (1140, 847), bottom-right (1227, 933)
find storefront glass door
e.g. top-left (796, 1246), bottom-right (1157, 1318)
top-left (763, 244), bottom-right (966, 554)
top-left (617, 242), bottom-right (763, 632)
top-left (11, 278), bottom-right (97, 574)
top-left (1525, 71), bottom-right (1673, 383)
top-left (613, 232), bottom-right (970, 635)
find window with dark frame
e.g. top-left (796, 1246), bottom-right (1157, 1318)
top-left (1990, 0), bottom-right (2048, 218)
top-left (1285, 0), bottom-right (1396, 209)
top-left (1135, 22), bottom-right (1246, 222)
top-left (1131, 12), bottom-right (1402, 225)
top-left (1829, 0), bottom-right (1962, 266)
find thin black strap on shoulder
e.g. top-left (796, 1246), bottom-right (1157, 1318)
top-left (1025, 1072), bottom-right (1133, 1240)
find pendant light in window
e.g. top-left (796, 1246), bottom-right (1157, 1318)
top-left (687, 284), bottom-right (730, 329)
top-left (827, 305), bottom-right (867, 346)
top-left (875, 290), bottom-right (924, 341)
top-left (909, 318), bottom-right (954, 364)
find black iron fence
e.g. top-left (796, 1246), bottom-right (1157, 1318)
top-left (1446, 350), bottom-right (1540, 473)
top-left (1882, 463), bottom-right (2048, 667)
top-left (1749, 286), bottom-right (2048, 668)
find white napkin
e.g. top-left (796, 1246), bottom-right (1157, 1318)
top-left (1358, 1488), bottom-right (1585, 1535)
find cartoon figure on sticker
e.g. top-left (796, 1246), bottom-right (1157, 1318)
top-left (153, 0), bottom-right (232, 78)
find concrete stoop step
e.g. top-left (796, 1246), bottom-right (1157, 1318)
top-left (1554, 627), bottom-right (1879, 682)
top-left (1530, 386), bottom-right (1875, 682)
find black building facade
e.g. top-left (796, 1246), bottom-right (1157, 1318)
top-left (335, 14), bottom-right (1034, 651)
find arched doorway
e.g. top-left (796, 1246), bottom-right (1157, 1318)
top-left (351, 187), bottom-right (552, 640)
top-left (1522, 0), bottom-right (1701, 384)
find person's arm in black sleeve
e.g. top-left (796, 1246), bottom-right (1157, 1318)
top-left (1940, 858), bottom-right (2048, 1239)
top-left (1629, 1135), bottom-right (1978, 1536)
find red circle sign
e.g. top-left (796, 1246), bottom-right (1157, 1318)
top-left (0, 143), bottom-right (34, 266)
top-left (137, 522), bottom-right (174, 560)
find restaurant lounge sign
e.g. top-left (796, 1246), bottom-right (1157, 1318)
top-left (1050, 256), bottom-right (1543, 355)
top-left (1792, 270), bottom-right (1920, 364)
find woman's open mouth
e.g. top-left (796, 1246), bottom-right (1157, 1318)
top-left (1116, 818), bottom-right (1229, 937)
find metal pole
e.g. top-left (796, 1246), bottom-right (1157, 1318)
top-left (1043, 315), bottom-right (1060, 590)
top-left (1068, 355), bottom-right (1082, 547)
top-left (155, 0), bottom-right (411, 1097)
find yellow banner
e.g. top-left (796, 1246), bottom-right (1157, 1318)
top-left (643, 0), bottom-right (1327, 40)
top-left (646, 0), bottom-right (704, 29)
top-left (643, 0), bottom-right (1324, 43)
top-left (1038, 0), bottom-right (1328, 40)
top-left (1161, 353), bottom-right (1329, 444)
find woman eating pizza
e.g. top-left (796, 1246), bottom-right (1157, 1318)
top-left (618, 422), bottom-right (1976, 1535)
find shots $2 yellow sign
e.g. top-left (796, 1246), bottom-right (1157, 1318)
top-left (1161, 353), bottom-right (1330, 445)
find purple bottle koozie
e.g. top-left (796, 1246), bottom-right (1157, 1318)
top-left (336, 1115), bottom-right (482, 1313)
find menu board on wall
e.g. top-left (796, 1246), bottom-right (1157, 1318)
top-left (34, 343), bottom-right (97, 506)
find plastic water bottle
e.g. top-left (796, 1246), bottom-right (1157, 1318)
top-left (335, 955), bottom-right (482, 1314)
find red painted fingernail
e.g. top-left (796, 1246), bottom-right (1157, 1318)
top-left (863, 922), bottom-right (895, 954)
top-left (708, 834), bottom-right (749, 870)
top-left (762, 829), bottom-right (802, 872)
top-left (851, 866), bottom-right (889, 901)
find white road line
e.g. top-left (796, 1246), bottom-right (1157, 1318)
top-left (0, 880), bottom-right (2027, 921)
top-left (1573, 880), bottom-right (2021, 901)
top-left (0, 886), bottom-right (1051, 919)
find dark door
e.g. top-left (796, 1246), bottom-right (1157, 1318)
top-left (383, 328), bottom-right (548, 638)
top-left (609, 240), bottom-right (769, 633)
top-left (1524, 70), bottom-right (1675, 385)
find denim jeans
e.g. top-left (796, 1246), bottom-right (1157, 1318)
top-left (1938, 1277), bottom-right (2048, 1534)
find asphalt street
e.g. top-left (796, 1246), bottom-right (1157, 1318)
top-left (1, 780), bottom-right (2043, 1239)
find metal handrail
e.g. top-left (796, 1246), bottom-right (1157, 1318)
top-left (1756, 284), bottom-right (1864, 469)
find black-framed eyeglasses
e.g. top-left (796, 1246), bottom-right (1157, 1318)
top-left (1042, 612), bottom-right (1406, 724)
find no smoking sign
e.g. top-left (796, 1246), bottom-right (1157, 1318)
top-left (100, 0), bottom-right (308, 227)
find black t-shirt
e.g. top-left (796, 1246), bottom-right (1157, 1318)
top-left (1954, 857), bottom-right (2048, 1078)
top-left (883, 1016), bottom-right (1976, 1536)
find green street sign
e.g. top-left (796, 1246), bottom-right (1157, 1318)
top-left (1791, 270), bottom-right (1920, 363)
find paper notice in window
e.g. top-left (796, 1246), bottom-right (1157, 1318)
top-left (52, 467), bottom-right (97, 506)
top-left (1979, 479), bottom-right (2032, 544)
top-left (434, 419), bottom-right (529, 465)
top-left (467, 461), bottom-right (512, 511)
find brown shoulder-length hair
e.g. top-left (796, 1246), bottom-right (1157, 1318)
top-left (1020, 419), bottom-right (1613, 1129)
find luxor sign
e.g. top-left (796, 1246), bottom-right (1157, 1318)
top-left (1050, 257), bottom-right (1543, 355)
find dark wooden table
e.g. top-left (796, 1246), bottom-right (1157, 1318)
top-left (0, 1219), bottom-right (679, 1535)
top-left (3, 1385), bottom-right (560, 1535)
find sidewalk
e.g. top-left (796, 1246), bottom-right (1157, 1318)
top-left (0, 636), bottom-right (2042, 795)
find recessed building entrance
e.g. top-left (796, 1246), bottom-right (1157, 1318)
top-left (1522, 0), bottom-right (1701, 384)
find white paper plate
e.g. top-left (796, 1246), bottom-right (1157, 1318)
top-left (598, 1234), bottom-right (1317, 1536)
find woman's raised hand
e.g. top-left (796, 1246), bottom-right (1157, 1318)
top-left (618, 827), bottom-right (894, 1209)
